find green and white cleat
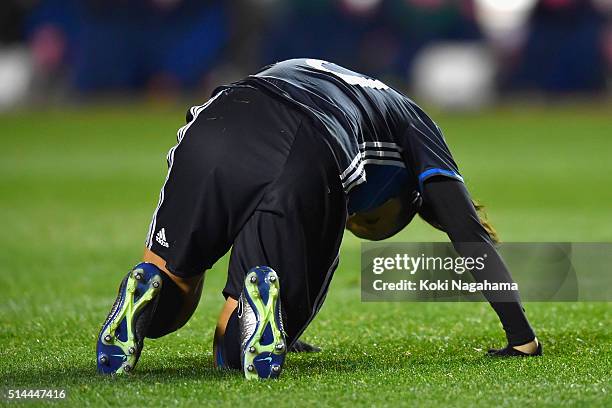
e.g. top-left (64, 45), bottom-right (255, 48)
top-left (96, 263), bottom-right (163, 374)
top-left (239, 266), bottom-right (287, 380)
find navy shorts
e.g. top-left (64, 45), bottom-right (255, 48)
top-left (145, 86), bottom-right (346, 344)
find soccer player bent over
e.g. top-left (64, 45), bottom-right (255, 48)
top-left (96, 59), bottom-right (541, 379)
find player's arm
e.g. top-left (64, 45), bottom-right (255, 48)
top-left (419, 177), bottom-right (539, 354)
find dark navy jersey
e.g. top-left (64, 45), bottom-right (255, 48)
top-left (215, 58), bottom-right (462, 213)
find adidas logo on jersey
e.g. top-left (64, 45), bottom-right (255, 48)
top-left (155, 228), bottom-right (169, 248)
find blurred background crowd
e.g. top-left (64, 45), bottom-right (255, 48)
top-left (0, 0), bottom-right (611, 110)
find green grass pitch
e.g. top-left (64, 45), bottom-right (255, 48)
top-left (1, 103), bottom-right (610, 407)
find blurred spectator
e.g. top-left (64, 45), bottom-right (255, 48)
top-left (384, 0), bottom-right (482, 75)
top-left (0, 1), bottom-right (35, 109)
top-left (509, 0), bottom-right (608, 93)
top-left (26, 0), bottom-right (229, 94)
top-left (260, 0), bottom-right (482, 86)
top-left (0, 0), bottom-right (31, 44)
top-left (260, 1), bottom-right (384, 73)
top-left (0, 0), bottom-right (609, 109)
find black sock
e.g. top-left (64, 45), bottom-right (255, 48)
top-left (146, 270), bottom-right (185, 339)
top-left (220, 308), bottom-right (242, 369)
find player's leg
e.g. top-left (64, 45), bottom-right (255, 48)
top-left (214, 122), bottom-right (347, 379)
top-left (421, 177), bottom-right (541, 356)
top-left (96, 87), bottom-right (302, 374)
top-left (141, 249), bottom-right (203, 337)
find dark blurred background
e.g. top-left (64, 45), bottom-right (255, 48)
top-left (0, 0), bottom-right (611, 110)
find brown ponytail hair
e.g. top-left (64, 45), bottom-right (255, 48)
top-left (472, 200), bottom-right (500, 244)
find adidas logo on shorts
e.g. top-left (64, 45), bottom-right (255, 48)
top-left (155, 228), bottom-right (169, 248)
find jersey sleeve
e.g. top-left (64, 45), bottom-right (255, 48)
top-left (397, 103), bottom-right (463, 191)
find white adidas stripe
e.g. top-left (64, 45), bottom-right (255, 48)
top-left (340, 151), bottom-right (363, 180)
top-left (362, 150), bottom-right (402, 159)
top-left (340, 144), bottom-right (403, 183)
top-left (339, 143), bottom-right (406, 192)
top-left (361, 158), bottom-right (405, 167)
top-left (343, 167), bottom-right (366, 192)
top-left (145, 92), bottom-right (222, 248)
top-left (343, 158), bottom-right (366, 186)
top-left (359, 141), bottom-right (402, 150)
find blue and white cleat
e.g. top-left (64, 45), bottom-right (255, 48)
top-left (239, 266), bottom-right (287, 380)
top-left (96, 263), bottom-right (163, 374)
